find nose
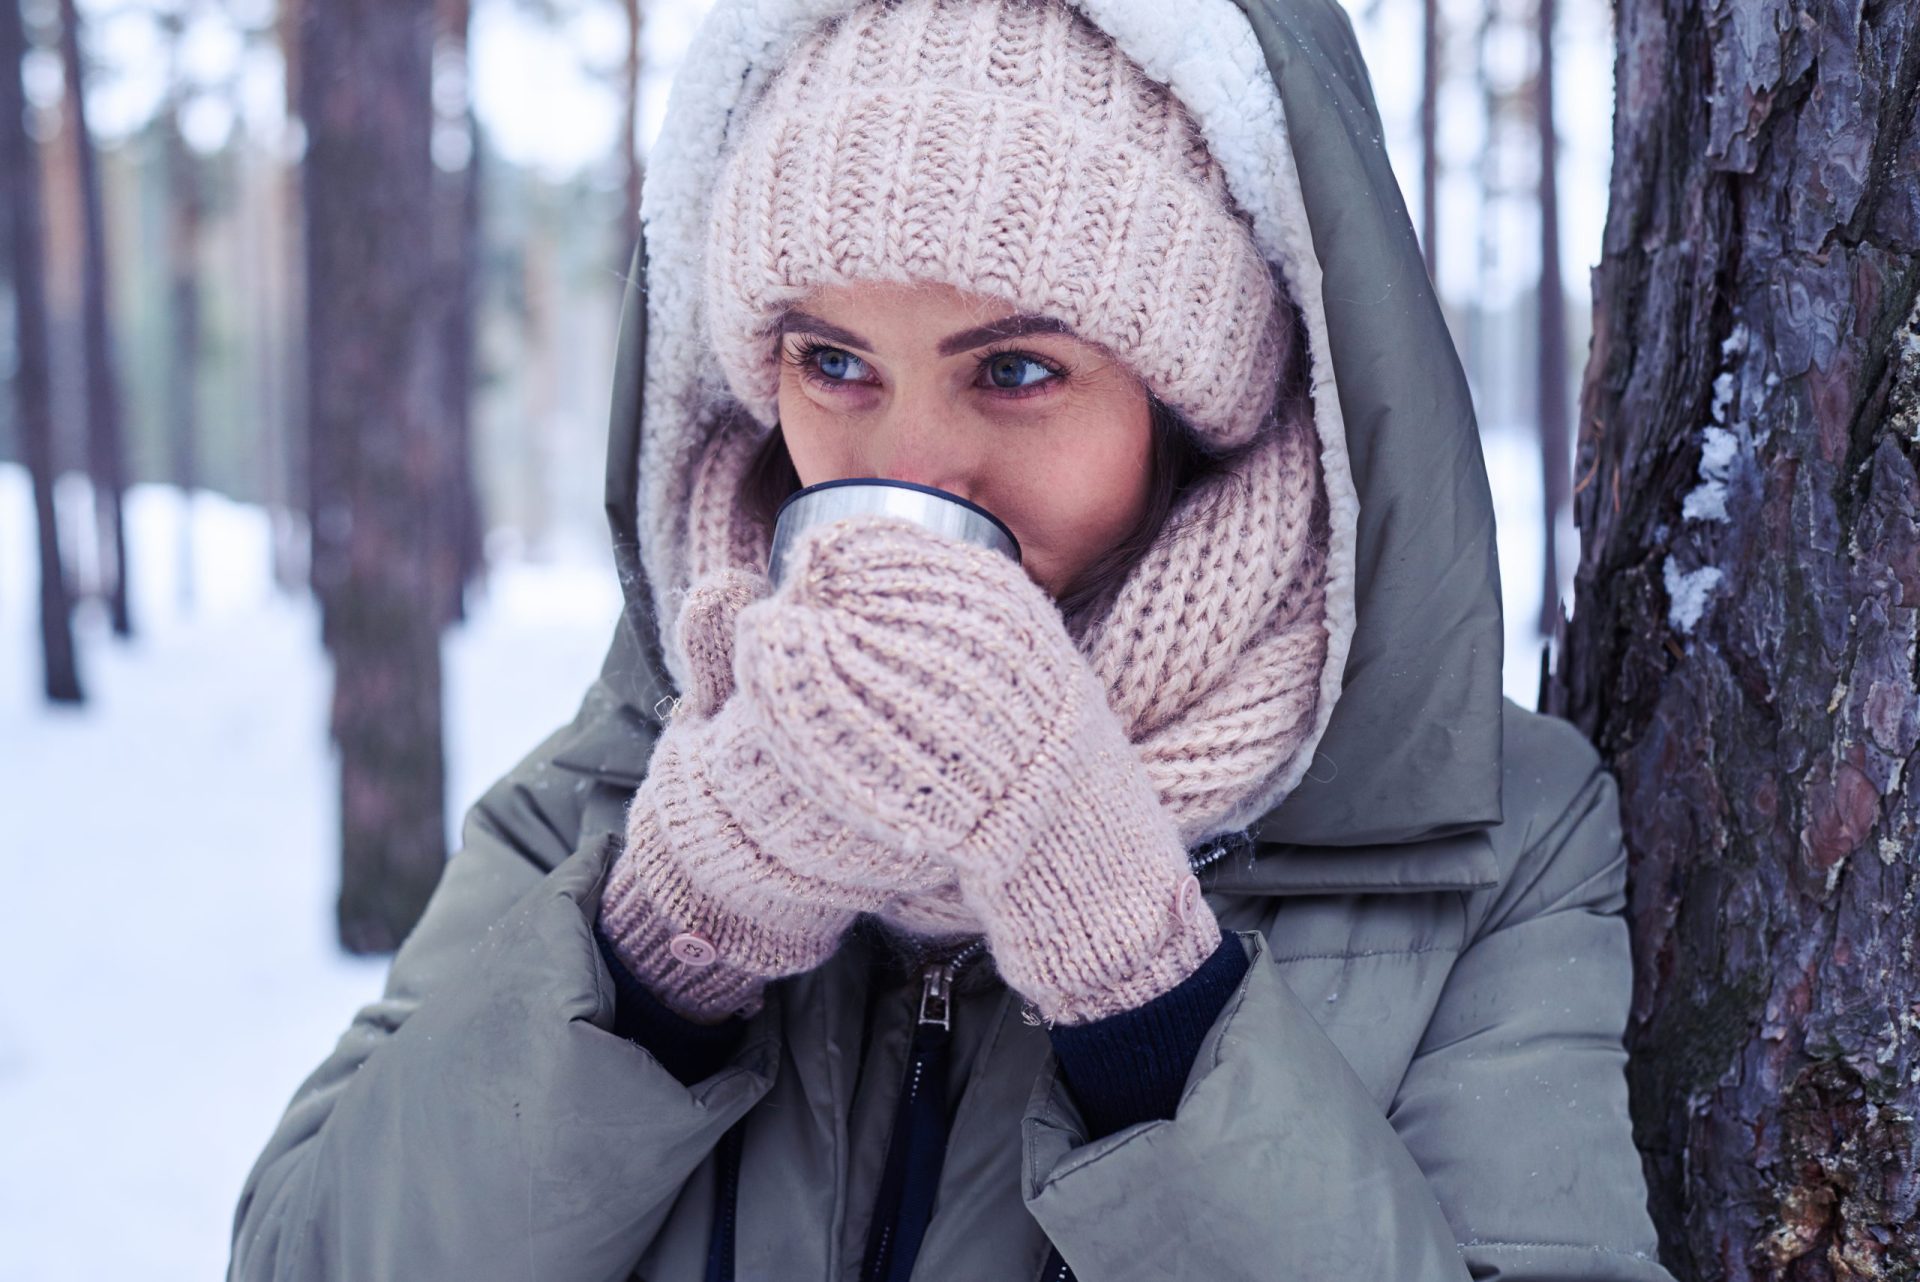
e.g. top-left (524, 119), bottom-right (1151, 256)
top-left (859, 405), bottom-right (980, 501)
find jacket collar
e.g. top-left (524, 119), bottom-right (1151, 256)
top-left (1192, 827), bottom-right (1501, 894)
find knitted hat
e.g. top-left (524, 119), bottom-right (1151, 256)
top-left (703, 0), bottom-right (1288, 448)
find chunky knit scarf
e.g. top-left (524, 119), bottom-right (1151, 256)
top-left (675, 407), bottom-right (1331, 849)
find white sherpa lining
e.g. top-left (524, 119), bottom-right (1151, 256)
top-left (637, 0), bottom-right (1359, 844)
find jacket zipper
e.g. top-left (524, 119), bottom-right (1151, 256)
top-left (857, 938), bottom-right (984, 1282)
top-left (709, 834), bottom-right (1237, 1281)
top-left (704, 939), bottom-right (985, 1282)
top-left (706, 1120), bottom-right (744, 1282)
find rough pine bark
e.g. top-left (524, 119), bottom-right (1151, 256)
top-left (3, 0), bottom-right (81, 703)
top-left (1544, 0), bottom-right (1920, 1276)
top-left (301, 0), bottom-right (449, 954)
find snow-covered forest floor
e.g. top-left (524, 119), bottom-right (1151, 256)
top-left (0, 428), bottom-right (1552, 1278)
top-left (1, 464), bottom-right (623, 1279)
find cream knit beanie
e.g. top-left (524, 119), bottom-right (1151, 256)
top-left (704, 0), bottom-right (1288, 448)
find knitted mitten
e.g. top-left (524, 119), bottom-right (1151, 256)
top-left (598, 569), bottom-right (955, 1024)
top-left (730, 518), bottom-right (1220, 1025)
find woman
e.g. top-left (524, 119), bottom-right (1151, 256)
top-left (230, 0), bottom-right (1677, 1277)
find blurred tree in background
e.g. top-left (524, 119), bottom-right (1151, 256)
top-left (3, 0), bottom-right (82, 701)
top-left (433, 0), bottom-right (485, 628)
top-left (157, 0), bottom-right (205, 608)
top-left (57, 0), bottom-right (134, 639)
top-left (2, 0), bottom-right (650, 950)
top-left (300, 0), bottom-right (450, 952)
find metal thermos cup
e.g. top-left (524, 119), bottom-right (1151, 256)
top-left (767, 478), bottom-right (1022, 589)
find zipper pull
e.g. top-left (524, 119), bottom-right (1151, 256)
top-left (918, 961), bottom-right (954, 1029)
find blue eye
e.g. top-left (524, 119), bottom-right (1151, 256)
top-left (811, 347), bottom-right (867, 381)
top-left (982, 352), bottom-right (1057, 390)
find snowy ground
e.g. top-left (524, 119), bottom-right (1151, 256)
top-left (0, 428), bottom-right (1553, 1279)
top-left (0, 465), bottom-right (623, 1280)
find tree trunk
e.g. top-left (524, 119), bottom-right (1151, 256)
top-left (1533, 0), bottom-right (1568, 638)
top-left (3, 0), bottom-right (82, 704)
top-left (434, 0), bottom-right (483, 627)
top-left (56, 0), bottom-right (131, 639)
top-left (240, 115), bottom-right (297, 592)
top-left (621, 0), bottom-right (644, 253)
top-left (163, 78), bottom-right (204, 610)
top-left (519, 227), bottom-right (558, 551)
top-left (301, 0), bottom-right (448, 955)
top-left (1544, 0), bottom-right (1920, 1275)
top-left (1468, 6), bottom-right (1497, 412)
top-left (276, 0), bottom-right (310, 594)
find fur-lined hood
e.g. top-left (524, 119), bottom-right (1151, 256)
top-left (598, 0), bottom-right (1505, 861)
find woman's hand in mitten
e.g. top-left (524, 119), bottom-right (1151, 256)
top-left (729, 518), bottom-right (1218, 1025)
top-left (597, 568), bottom-right (954, 1025)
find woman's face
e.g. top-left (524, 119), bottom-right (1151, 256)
top-left (773, 281), bottom-right (1153, 598)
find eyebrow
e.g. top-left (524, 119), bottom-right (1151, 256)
top-left (935, 313), bottom-right (1075, 356)
top-left (775, 308), bottom-right (1076, 357)
top-left (777, 310), bottom-right (872, 352)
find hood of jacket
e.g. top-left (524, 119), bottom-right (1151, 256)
top-left (595, 0), bottom-right (1505, 877)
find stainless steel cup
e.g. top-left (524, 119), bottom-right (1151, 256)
top-left (767, 478), bottom-right (1022, 589)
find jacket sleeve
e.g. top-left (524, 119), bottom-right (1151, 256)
top-left (1019, 762), bottom-right (1675, 1282)
top-left (228, 653), bottom-right (782, 1281)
